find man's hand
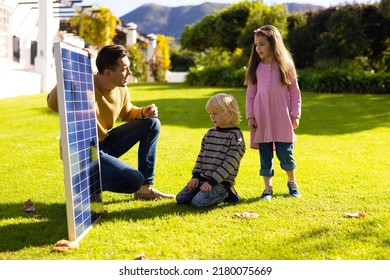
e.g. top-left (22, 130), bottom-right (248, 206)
top-left (142, 104), bottom-right (158, 118)
top-left (82, 48), bottom-right (94, 58)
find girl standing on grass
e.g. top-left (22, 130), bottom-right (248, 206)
top-left (176, 93), bottom-right (246, 208)
top-left (245, 25), bottom-right (302, 200)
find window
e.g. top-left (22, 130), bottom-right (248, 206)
top-left (13, 35), bottom-right (20, 62)
top-left (31, 40), bottom-right (37, 65)
top-left (0, 5), bottom-right (10, 59)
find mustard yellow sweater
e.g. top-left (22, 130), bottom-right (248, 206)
top-left (47, 74), bottom-right (143, 142)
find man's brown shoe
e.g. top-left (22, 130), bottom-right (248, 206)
top-left (134, 187), bottom-right (175, 200)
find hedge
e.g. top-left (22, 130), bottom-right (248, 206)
top-left (186, 66), bottom-right (390, 94)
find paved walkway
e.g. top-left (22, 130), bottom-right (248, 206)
top-left (1, 69), bottom-right (42, 99)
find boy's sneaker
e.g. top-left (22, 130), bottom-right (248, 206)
top-left (260, 187), bottom-right (273, 200)
top-left (225, 185), bottom-right (240, 202)
top-left (287, 181), bottom-right (301, 198)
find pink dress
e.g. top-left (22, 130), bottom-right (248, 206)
top-left (246, 62), bottom-right (301, 149)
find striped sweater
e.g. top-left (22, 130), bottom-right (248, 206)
top-left (192, 126), bottom-right (246, 187)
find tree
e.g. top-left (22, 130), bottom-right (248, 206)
top-left (180, 1), bottom-right (252, 52)
top-left (180, 1), bottom-right (289, 68)
top-left (215, 2), bottom-right (252, 52)
top-left (237, 2), bottom-right (288, 60)
top-left (286, 13), bottom-right (315, 68)
top-left (170, 51), bottom-right (195, 71)
top-left (315, 5), bottom-right (369, 61)
top-left (69, 7), bottom-right (118, 50)
top-left (378, 0), bottom-right (390, 71)
top-left (380, 0), bottom-right (390, 18)
top-left (127, 42), bottom-right (148, 82)
top-left (150, 34), bottom-right (171, 82)
top-left (180, 15), bottom-right (220, 51)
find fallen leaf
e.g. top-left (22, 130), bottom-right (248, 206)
top-left (234, 212), bottom-right (260, 218)
top-left (345, 212), bottom-right (366, 218)
top-left (135, 252), bottom-right (148, 260)
top-left (24, 199), bottom-right (35, 212)
top-left (52, 239), bottom-right (79, 252)
top-left (101, 210), bottom-right (109, 218)
top-left (32, 214), bottom-right (42, 219)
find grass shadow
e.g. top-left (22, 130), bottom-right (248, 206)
top-left (0, 198), bottom-right (212, 253)
top-left (130, 84), bottom-right (247, 130)
top-left (297, 93), bottom-right (390, 135)
top-left (131, 84), bottom-right (390, 135)
top-left (35, 84), bottom-right (390, 135)
top-left (280, 217), bottom-right (390, 259)
top-left (0, 202), bottom-right (68, 253)
top-left (101, 200), bottom-right (221, 223)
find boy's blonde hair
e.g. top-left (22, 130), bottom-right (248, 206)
top-left (206, 93), bottom-right (241, 126)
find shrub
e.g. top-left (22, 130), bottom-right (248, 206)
top-left (170, 52), bottom-right (195, 72)
top-left (186, 66), bottom-right (246, 87)
top-left (299, 68), bottom-right (390, 94)
top-left (186, 64), bottom-right (389, 94)
top-left (127, 43), bottom-right (147, 82)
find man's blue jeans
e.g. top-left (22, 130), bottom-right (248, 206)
top-left (98, 118), bottom-right (160, 193)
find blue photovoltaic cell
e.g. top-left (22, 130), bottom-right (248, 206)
top-left (55, 43), bottom-right (103, 241)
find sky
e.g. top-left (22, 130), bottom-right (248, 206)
top-left (80, 0), bottom-right (380, 17)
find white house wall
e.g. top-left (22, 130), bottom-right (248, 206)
top-left (1, 0), bottom-right (59, 96)
top-left (0, 0), bottom-right (159, 97)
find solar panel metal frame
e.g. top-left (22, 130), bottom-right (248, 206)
top-left (54, 42), bottom-right (103, 242)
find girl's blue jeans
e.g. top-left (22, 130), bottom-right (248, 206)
top-left (176, 181), bottom-right (228, 208)
top-left (98, 118), bottom-right (160, 193)
top-left (259, 142), bottom-right (296, 177)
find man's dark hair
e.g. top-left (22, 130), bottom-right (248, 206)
top-left (96, 45), bottom-right (127, 74)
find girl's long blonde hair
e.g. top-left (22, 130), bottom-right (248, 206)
top-left (244, 25), bottom-right (297, 86)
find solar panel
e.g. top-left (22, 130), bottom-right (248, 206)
top-left (54, 42), bottom-right (103, 242)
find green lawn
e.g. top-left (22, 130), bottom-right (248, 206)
top-left (0, 83), bottom-right (389, 260)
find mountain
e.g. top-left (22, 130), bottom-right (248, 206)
top-left (119, 2), bottom-right (324, 40)
top-left (120, 2), bottom-right (228, 39)
top-left (284, 2), bottom-right (324, 13)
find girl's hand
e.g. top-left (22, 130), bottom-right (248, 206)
top-left (187, 178), bottom-right (199, 191)
top-left (248, 117), bottom-right (257, 130)
top-left (292, 117), bottom-right (300, 129)
top-left (200, 182), bottom-right (212, 192)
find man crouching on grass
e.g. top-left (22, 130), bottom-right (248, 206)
top-left (47, 44), bottom-right (175, 200)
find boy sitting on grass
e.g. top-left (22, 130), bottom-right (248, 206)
top-left (176, 93), bottom-right (246, 208)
